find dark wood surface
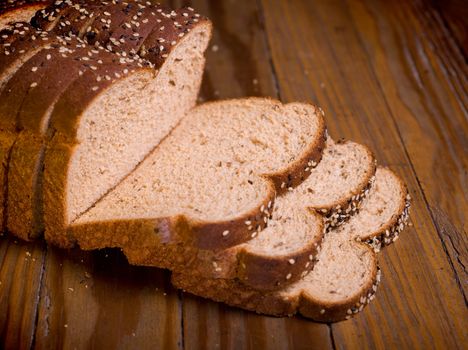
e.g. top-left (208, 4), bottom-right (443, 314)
top-left (1, 0), bottom-right (467, 349)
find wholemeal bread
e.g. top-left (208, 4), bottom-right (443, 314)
top-left (0, 5), bottom-right (212, 240)
top-left (70, 99), bottom-right (326, 252)
top-left (2, 31), bottom-right (141, 239)
top-left (0, 23), bottom-right (53, 233)
top-left (172, 167), bottom-right (411, 322)
top-left (42, 18), bottom-right (211, 247)
top-left (119, 139), bottom-right (376, 291)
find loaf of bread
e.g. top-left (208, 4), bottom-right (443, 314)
top-left (0, 2), bottom-right (212, 241)
top-left (0, 0), bottom-right (412, 322)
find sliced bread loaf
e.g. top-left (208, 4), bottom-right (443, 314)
top-left (0, 23), bottom-right (54, 233)
top-left (172, 167), bottom-right (411, 322)
top-left (70, 98), bottom-right (326, 253)
top-left (40, 17), bottom-right (212, 247)
top-left (3, 34), bottom-right (128, 239)
top-left (115, 139), bottom-right (375, 291)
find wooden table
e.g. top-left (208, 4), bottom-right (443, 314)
top-left (1, 0), bottom-right (467, 348)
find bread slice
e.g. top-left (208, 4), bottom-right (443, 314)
top-left (39, 18), bottom-right (212, 247)
top-left (70, 99), bottom-right (326, 253)
top-left (114, 139), bottom-right (375, 292)
top-left (172, 167), bottom-right (411, 322)
top-left (0, 0), bottom-right (49, 29)
top-left (3, 35), bottom-right (126, 239)
top-left (0, 23), bottom-right (55, 233)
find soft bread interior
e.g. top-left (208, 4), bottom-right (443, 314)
top-left (66, 23), bottom-right (210, 224)
top-left (244, 139), bottom-right (374, 255)
top-left (283, 167), bottom-right (406, 303)
top-left (171, 167), bottom-right (408, 318)
top-left (75, 99), bottom-right (322, 224)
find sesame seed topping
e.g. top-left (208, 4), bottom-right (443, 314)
top-left (222, 230), bottom-right (229, 237)
top-left (286, 273), bottom-right (292, 280)
top-left (288, 259), bottom-right (295, 265)
top-left (30, 82), bottom-right (38, 88)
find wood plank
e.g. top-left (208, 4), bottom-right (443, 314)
top-left (347, 0), bottom-right (468, 299)
top-left (33, 247), bottom-right (182, 349)
top-left (0, 236), bottom-right (45, 350)
top-left (173, 0), bottom-right (333, 348)
top-left (182, 294), bottom-right (332, 350)
top-left (432, 0), bottom-right (468, 56)
top-left (259, 0), bottom-right (467, 348)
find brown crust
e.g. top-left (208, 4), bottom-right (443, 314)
top-left (0, 134), bottom-right (16, 233)
top-left (30, 1), bottom-right (211, 70)
top-left (7, 133), bottom-right (44, 239)
top-left (314, 141), bottom-right (377, 231)
top-left (5, 32), bottom-right (136, 240)
top-left (0, 0), bottom-right (50, 16)
top-left (235, 210), bottom-right (324, 291)
top-left (171, 168), bottom-right (411, 322)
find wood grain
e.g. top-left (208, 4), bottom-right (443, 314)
top-left (347, 0), bottom-right (468, 300)
top-left (259, 0), bottom-right (467, 348)
top-left (0, 236), bottom-right (45, 350)
top-left (0, 0), bottom-right (466, 349)
top-left (33, 247), bottom-right (181, 350)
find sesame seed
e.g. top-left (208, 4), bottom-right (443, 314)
top-left (286, 273), bottom-right (292, 280)
top-left (92, 86), bottom-right (99, 91)
top-left (288, 259), bottom-right (295, 265)
top-left (222, 230), bottom-right (229, 237)
top-left (320, 309), bottom-right (325, 314)
top-left (30, 82), bottom-right (38, 88)
top-left (31, 67), bottom-right (38, 72)
top-left (245, 220), bottom-right (251, 225)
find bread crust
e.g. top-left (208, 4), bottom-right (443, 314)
top-left (0, 1), bottom-right (50, 30)
top-left (171, 168), bottom-right (411, 322)
top-left (2, 3), bottom-right (211, 242)
top-left (319, 141), bottom-right (377, 231)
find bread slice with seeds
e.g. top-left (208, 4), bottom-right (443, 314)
top-left (0, 22), bottom-right (55, 233)
top-left (172, 167), bottom-right (411, 322)
top-left (111, 139), bottom-right (375, 292)
top-left (69, 99), bottom-right (325, 255)
top-left (39, 17), bottom-right (212, 247)
top-left (3, 33), bottom-right (131, 239)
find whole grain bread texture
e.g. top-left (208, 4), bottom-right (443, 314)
top-left (172, 167), bottom-right (411, 322)
top-left (0, 3), bottom-right (212, 240)
top-left (91, 138), bottom-right (375, 292)
top-left (70, 98), bottom-right (326, 256)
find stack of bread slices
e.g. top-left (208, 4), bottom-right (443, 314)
top-left (0, 0), bottom-right (410, 322)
